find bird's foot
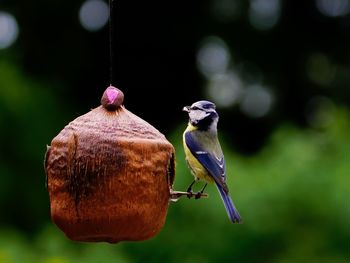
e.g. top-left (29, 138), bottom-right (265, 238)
top-left (186, 189), bottom-right (194, 199)
top-left (195, 191), bottom-right (207, 199)
top-left (195, 183), bottom-right (207, 199)
top-left (186, 183), bottom-right (195, 199)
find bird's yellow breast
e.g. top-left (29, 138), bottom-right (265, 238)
top-left (183, 131), bottom-right (215, 183)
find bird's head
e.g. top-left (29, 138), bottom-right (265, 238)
top-left (183, 100), bottom-right (219, 131)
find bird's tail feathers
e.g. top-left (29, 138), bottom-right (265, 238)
top-left (215, 183), bottom-right (242, 224)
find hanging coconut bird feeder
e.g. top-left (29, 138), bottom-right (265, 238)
top-left (44, 86), bottom-right (176, 243)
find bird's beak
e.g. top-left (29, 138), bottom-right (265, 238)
top-left (183, 106), bottom-right (190, 112)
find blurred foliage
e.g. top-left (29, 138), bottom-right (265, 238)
top-left (0, 58), bottom-right (349, 261)
top-left (0, 61), bottom-right (70, 232)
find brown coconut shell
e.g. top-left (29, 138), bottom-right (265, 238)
top-left (45, 100), bottom-right (175, 243)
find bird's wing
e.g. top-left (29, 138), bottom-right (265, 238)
top-left (184, 131), bottom-right (228, 193)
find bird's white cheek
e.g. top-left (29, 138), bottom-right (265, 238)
top-left (189, 110), bottom-right (208, 122)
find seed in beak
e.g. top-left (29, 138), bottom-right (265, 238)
top-left (183, 106), bottom-right (190, 112)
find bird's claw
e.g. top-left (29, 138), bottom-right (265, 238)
top-left (187, 190), bottom-right (194, 199)
top-left (195, 191), bottom-right (206, 199)
top-left (186, 186), bottom-right (194, 199)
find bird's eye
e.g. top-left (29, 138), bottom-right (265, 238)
top-left (191, 106), bottom-right (199, 110)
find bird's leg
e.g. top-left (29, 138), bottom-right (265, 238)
top-left (186, 180), bottom-right (196, 198)
top-left (195, 183), bottom-right (208, 199)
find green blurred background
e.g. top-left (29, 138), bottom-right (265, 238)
top-left (1, 0), bottom-right (350, 262)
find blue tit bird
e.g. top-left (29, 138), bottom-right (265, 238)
top-left (182, 100), bottom-right (242, 223)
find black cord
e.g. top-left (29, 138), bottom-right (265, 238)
top-left (109, 0), bottom-right (114, 86)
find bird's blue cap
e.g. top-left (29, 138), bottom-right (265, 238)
top-left (183, 100), bottom-right (216, 112)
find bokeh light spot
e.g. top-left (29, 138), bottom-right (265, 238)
top-left (249, 0), bottom-right (281, 30)
top-left (206, 71), bottom-right (243, 108)
top-left (79, 0), bottom-right (109, 32)
top-left (197, 36), bottom-right (231, 78)
top-left (316, 0), bottom-right (350, 17)
top-left (0, 12), bottom-right (19, 49)
top-left (240, 85), bottom-right (273, 118)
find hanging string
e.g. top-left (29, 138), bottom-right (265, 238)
top-left (109, 0), bottom-right (115, 86)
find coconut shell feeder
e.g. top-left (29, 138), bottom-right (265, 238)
top-left (44, 86), bottom-right (207, 243)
